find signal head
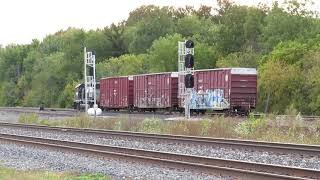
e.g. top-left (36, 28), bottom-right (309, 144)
top-left (185, 74), bottom-right (194, 88)
top-left (185, 54), bottom-right (194, 68)
top-left (185, 40), bottom-right (194, 48)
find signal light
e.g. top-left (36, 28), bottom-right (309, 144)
top-left (185, 54), bottom-right (194, 68)
top-left (185, 40), bottom-right (194, 48)
top-left (185, 74), bottom-right (194, 88)
top-left (89, 67), bottom-right (94, 76)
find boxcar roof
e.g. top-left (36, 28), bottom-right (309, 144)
top-left (99, 68), bottom-right (257, 80)
top-left (194, 68), bottom-right (257, 75)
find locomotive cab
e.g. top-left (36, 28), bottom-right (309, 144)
top-left (73, 83), bottom-right (100, 110)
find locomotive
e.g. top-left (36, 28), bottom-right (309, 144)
top-left (73, 82), bottom-right (100, 110)
top-left (74, 68), bottom-right (257, 115)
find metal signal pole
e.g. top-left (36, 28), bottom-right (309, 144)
top-left (84, 47), bottom-right (96, 114)
top-left (178, 41), bottom-right (194, 119)
top-left (84, 47), bottom-right (87, 113)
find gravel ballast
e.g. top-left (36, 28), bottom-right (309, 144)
top-left (0, 141), bottom-right (229, 179)
top-left (0, 127), bottom-right (319, 170)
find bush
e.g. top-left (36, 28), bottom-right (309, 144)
top-left (235, 114), bottom-right (267, 137)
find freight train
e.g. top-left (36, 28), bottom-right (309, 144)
top-left (74, 68), bottom-right (257, 115)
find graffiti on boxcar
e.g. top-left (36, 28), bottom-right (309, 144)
top-left (189, 89), bottom-right (230, 110)
top-left (138, 96), bottom-right (169, 108)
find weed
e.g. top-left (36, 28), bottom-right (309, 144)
top-left (235, 114), bottom-right (267, 138)
top-left (136, 118), bottom-right (168, 134)
top-left (0, 165), bottom-right (109, 180)
top-left (208, 116), bottom-right (236, 138)
top-left (62, 114), bottom-right (94, 128)
top-left (170, 121), bottom-right (190, 135)
top-left (200, 119), bottom-right (211, 136)
top-left (18, 113), bottom-right (39, 124)
top-left (19, 113), bottom-right (320, 145)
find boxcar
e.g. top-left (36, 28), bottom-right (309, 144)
top-left (133, 72), bottom-right (178, 111)
top-left (99, 76), bottom-right (133, 110)
top-left (183, 68), bottom-right (257, 114)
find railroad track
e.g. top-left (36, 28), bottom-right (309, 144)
top-left (0, 132), bottom-right (318, 179)
top-left (0, 122), bottom-right (319, 156)
top-left (0, 123), bottom-right (320, 178)
top-left (2, 107), bottom-right (320, 121)
top-left (0, 106), bottom-right (175, 117)
top-left (0, 107), bottom-right (78, 116)
top-left (0, 107), bottom-right (75, 112)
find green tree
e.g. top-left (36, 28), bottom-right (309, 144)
top-left (258, 60), bottom-right (302, 113)
top-left (215, 6), bottom-right (249, 54)
top-left (261, 2), bottom-right (317, 51)
top-left (217, 50), bottom-right (260, 68)
top-left (85, 29), bottom-right (113, 63)
top-left (269, 40), bottom-right (308, 64)
top-left (58, 81), bottom-right (79, 108)
top-left (97, 54), bottom-right (148, 78)
top-left (147, 34), bottom-right (182, 72)
top-left (176, 16), bottom-right (202, 37)
top-left (125, 5), bottom-right (176, 54)
top-left (300, 50), bottom-right (320, 114)
top-left (103, 22), bottom-right (127, 57)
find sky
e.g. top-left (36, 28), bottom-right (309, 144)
top-left (0, 0), bottom-right (318, 46)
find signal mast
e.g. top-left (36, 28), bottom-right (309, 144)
top-left (178, 40), bottom-right (195, 119)
top-left (84, 47), bottom-right (100, 116)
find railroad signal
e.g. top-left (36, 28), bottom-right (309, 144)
top-left (185, 40), bottom-right (194, 48)
top-left (185, 54), bottom-right (194, 69)
top-left (178, 39), bottom-right (195, 119)
top-left (89, 67), bottom-right (94, 76)
top-left (184, 40), bottom-right (194, 89)
top-left (185, 74), bottom-right (194, 88)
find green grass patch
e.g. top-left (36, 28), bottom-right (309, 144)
top-left (18, 113), bottom-right (40, 124)
top-left (0, 166), bottom-right (108, 180)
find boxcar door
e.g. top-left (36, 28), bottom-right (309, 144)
top-left (146, 76), bottom-right (153, 108)
top-left (113, 79), bottom-right (119, 108)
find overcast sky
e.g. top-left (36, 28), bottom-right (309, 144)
top-left (0, 0), bottom-right (318, 46)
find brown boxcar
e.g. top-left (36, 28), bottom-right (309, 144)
top-left (99, 76), bottom-right (133, 110)
top-left (184, 68), bottom-right (257, 113)
top-left (133, 72), bottom-right (178, 110)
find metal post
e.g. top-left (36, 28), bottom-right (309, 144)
top-left (84, 47), bottom-right (88, 113)
top-left (185, 89), bottom-right (191, 119)
top-left (92, 52), bottom-right (97, 118)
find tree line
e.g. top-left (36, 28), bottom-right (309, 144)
top-left (0, 0), bottom-right (319, 115)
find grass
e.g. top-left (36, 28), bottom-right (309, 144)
top-left (0, 166), bottom-right (108, 180)
top-left (18, 112), bottom-right (320, 145)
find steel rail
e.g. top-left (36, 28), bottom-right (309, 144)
top-left (0, 122), bottom-right (319, 156)
top-left (0, 107), bottom-right (77, 116)
top-left (0, 107), bottom-right (75, 112)
top-left (2, 107), bottom-right (320, 123)
top-left (0, 133), bottom-right (317, 180)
